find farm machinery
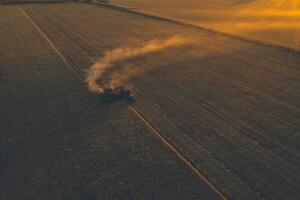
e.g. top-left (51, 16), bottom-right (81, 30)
top-left (96, 86), bottom-right (135, 103)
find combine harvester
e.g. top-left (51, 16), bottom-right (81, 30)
top-left (96, 86), bottom-right (135, 104)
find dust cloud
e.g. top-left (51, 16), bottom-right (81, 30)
top-left (111, 0), bottom-right (300, 50)
top-left (86, 36), bottom-right (193, 93)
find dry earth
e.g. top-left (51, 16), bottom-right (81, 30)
top-left (111, 0), bottom-right (300, 51)
top-left (0, 4), bottom-right (220, 200)
top-left (1, 2), bottom-right (300, 200)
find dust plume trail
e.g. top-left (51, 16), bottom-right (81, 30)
top-left (86, 36), bottom-right (193, 93)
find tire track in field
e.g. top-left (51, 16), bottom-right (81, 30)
top-left (20, 6), bottom-right (227, 200)
top-left (20, 6), bottom-right (84, 82)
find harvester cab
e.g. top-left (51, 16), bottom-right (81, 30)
top-left (97, 86), bottom-right (135, 104)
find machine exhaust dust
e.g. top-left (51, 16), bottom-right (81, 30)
top-left (85, 36), bottom-right (193, 93)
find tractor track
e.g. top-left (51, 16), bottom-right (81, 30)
top-left (20, 6), bottom-right (227, 200)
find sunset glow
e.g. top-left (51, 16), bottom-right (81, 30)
top-left (112, 0), bottom-right (300, 50)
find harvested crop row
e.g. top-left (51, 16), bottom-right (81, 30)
top-left (22, 3), bottom-right (300, 200)
top-left (0, 5), bottom-right (221, 200)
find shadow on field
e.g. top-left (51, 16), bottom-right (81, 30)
top-left (0, 89), bottom-right (217, 199)
top-left (0, 86), bottom-right (130, 198)
top-left (1, 101), bottom-right (129, 199)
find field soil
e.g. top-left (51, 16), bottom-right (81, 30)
top-left (0, 5), bottom-right (221, 200)
top-left (111, 0), bottom-right (300, 51)
top-left (1, 2), bottom-right (300, 200)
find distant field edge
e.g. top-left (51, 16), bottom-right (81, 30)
top-left (94, 1), bottom-right (300, 56)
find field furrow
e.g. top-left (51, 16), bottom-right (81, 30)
top-left (21, 3), bottom-right (300, 200)
top-left (0, 5), bottom-right (221, 200)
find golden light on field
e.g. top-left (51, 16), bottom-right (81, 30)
top-left (195, 0), bottom-right (300, 49)
top-left (111, 0), bottom-right (300, 49)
